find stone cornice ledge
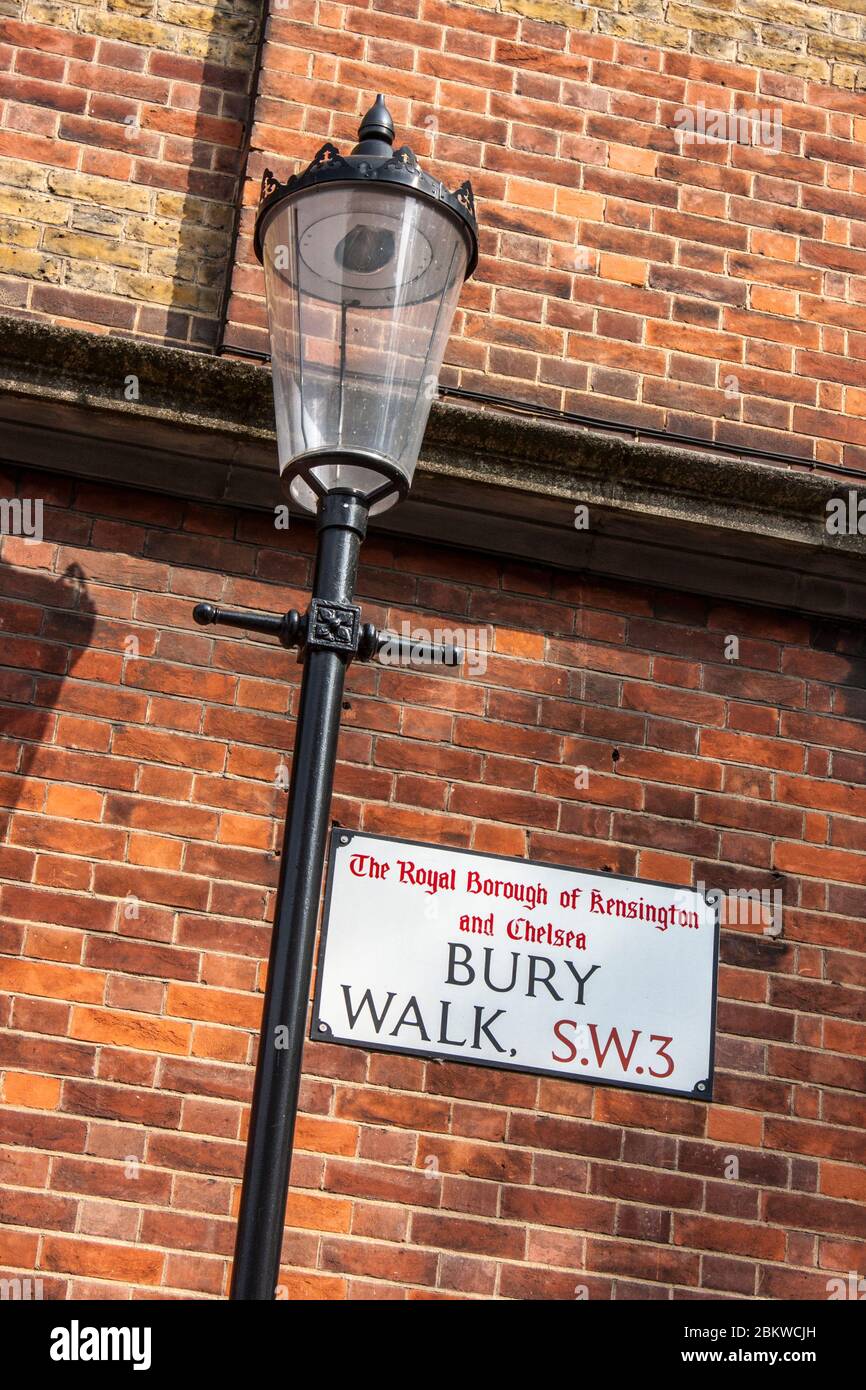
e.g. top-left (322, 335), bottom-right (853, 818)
top-left (0, 316), bottom-right (862, 620)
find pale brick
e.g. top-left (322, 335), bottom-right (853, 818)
top-left (146, 247), bottom-right (198, 281)
top-left (500, 0), bottom-right (594, 25)
top-left (0, 217), bottom-right (41, 248)
top-left (77, 11), bottom-right (175, 47)
top-left (0, 158), bottom-right (49, 191)
top-left (737, 43), bottom-right (830, 81)
top-left (124, 216), bottom-right (182, 248)
top-left (741, 0), bottom-right (830, 29)
top-left (29, 2), bottom-right (78, 24)
top-left (810, 32), bottom-right (866, 64)
top-left (47, 171), bottom-right (151, 213)
top-left (0, 190), bottom-right (68, 225)
top-left (64, 261), bottom-right (117, 293)
top-left (157, 1), bottom-right (259, 39)
top-left (667, 5), bottom-right (758, 42)
top-left (600, 16), bottom-right (690, 49)
top-left (109, 0), bottom-right (157, 14)
top-left (42, 228), bottom-right (145, 271)
top-left (153, 192), bottom-right (187, 221)
top-left (175, 28), bottom-right (230, 62)
top-left (114, 270), bottom-right (215, 311)
top-left (70, 206), bottom-right (125, 235)
top-left (0, 246), bottom-right (61, 281)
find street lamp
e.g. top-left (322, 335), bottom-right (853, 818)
top-left (192, 96), bottom-right (478, 1301)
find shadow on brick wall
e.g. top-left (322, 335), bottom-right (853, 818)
top-left (0, 558), bottom-right (97, 827)
top-left (154, 0), bottom-right (265, 352)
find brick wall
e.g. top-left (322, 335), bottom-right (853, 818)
top-left (0, 0), bottom-right (261, 345)
top-left (2, 3), bottom-right (866, 468)
top-left (466, 1), bottom-right (866, 86)
top-left (226, 0), bottom-right (866, 473)
top-left (1, 463), bottom-right (864, 1299)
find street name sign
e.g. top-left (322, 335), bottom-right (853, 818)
top-left (312, 831), bottom-right (720, 1099)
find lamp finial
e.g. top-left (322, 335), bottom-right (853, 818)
top-left (354, 95), bottom-right (395, 155)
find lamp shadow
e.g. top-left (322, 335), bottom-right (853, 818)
top-left (0, 560), bottom-right (97, 822)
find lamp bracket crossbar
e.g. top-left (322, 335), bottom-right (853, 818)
top-left (192, 601), bottom-right (463, 668)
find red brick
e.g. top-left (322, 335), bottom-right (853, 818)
top-left (43, 1235), bottom-right (163, 1285)
top-left (675, 1214), bottom-right (786, 1261)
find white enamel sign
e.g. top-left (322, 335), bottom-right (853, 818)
top-left (312, 831), bottom-right (719, 1100)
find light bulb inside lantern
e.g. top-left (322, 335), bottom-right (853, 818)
top-left (335, 224), bottom-right (396, 275)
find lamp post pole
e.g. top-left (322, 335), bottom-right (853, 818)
top-left (228, 492), bottom-right (367, 1300)
top-left (192, 94), bottom-right (478, 1301)
top-left (194, 498), bottom-right (463, 1300)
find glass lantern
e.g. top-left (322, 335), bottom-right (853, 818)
top-left (254, 96), bottom-right (478, 515)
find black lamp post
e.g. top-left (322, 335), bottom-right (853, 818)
top-left (192, 96), bottom-right (478, 1301)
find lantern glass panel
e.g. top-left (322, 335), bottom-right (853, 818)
top-left (261, 180), bottom-right (471, 514)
